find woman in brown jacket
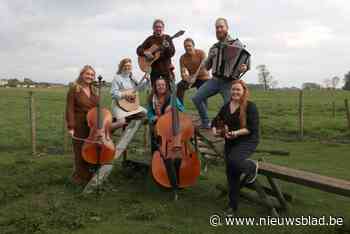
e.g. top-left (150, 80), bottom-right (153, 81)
top-left (65, 65), bottom-right (99, 185)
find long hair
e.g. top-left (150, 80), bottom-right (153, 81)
top-left (73, 65), bottom-right (97, 95)
top-left (148, 77), bottom-right (170, 104)
top-left (117, 58), bottom-right (132, 75)
top-left (232, 80), bottom-right (249, 128)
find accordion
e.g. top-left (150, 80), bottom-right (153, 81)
top-left (212, 43), bottom-right (251, 80)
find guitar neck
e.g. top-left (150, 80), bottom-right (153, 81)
top-left (194, 60), bottom-right (205, 76)
top-left (155, 32), bottom-right (183, 52)
top-left (127, 74), bottom-right (149, 93)
top-left (97, 85), bottom-right (103, 130)
top-left (189, 59), bottom-right (206, 82)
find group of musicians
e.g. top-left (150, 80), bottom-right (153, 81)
top-left (65, 17), bottom-right (260, 215)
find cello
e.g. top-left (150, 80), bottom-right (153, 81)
top-left (151, 69), bottom-right (201, 197)
top-left (81, 75), bottom-right (116, 165)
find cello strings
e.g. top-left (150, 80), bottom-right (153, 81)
top-left (71, 135), bottom-right (102, 144)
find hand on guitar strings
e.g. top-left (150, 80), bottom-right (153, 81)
top-left (68, 129), bottom-right (75, 137)
top-left (212, 125), bottom-right (238, 139)
top-left (144, 51), bottom-right (154, 60)
top-left (224, 125), bottom-right (239, 140)
top-left (122, 90), bottom-right (136, 102)
top-left (212, 127), bottom-right (218, 136)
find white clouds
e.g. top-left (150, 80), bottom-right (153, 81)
top-left (0, 0), bottom-right (349, 87)
top-left (274, 22), bottom-right (334, 49)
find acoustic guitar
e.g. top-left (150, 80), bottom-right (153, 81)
top-left (138, 30), bottom-right (185, 72)
top-left (117, 70), bottom-right (151, 112)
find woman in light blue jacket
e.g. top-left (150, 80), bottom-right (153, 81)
top-left (111, 58), bottom-right (150, 123)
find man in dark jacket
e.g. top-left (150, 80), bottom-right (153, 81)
top-left (192, 18), bottom-right (250, 129)
top-left (136, 19), bottom-right (175, 85)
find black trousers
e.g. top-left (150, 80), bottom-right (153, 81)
top-left (224, 141), bottom-right (258, 210)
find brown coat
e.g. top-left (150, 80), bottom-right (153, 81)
top-left (65, 85), bottom-right (99, 185)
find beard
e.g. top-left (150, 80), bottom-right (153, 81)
top-left (216, 31), bottom-right (228, 41)
top-left (154, 31), bottom-right (162, 37)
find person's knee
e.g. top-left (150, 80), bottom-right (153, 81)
top-left (191, 95), bottom-right (199, 105)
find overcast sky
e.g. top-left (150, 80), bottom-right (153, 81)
top-left (1, 0), bottom-right (349, 87)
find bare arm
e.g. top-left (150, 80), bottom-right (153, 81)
top-left (179, 56), bottom-right (189, 81)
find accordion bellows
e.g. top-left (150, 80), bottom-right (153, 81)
top-left (210, 38), bottom-right (251, 80)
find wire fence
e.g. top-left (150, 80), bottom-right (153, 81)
top-left (0, 88), bottom-right (349, 156)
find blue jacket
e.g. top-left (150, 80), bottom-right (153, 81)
top-left (147, 95), bottom-right (184, 123)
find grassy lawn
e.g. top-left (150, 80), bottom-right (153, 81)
top-left (0, 88), bottom-right (349, 234)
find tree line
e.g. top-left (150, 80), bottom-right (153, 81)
top-left (256, 65), bottom-right (350, 91)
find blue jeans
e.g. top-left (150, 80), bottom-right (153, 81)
top-left (191, 77), bottom-right (232, 126)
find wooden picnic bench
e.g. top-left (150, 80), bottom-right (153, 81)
top-left (196, 127), bottom-right (350, 217)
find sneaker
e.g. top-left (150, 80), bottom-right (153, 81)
top-left (243, 159), bottom-right (259, 184)
top-left (199, 121), bottom-right (211, 129)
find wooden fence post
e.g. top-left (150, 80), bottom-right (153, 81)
top-left (29, 91), bottom-right (37, 155)
top-left (298, 90), bottom-right (304, 140)
top-left (345, 99), bottom-right (350, 131)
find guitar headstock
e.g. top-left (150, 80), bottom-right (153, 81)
top-left (172, 30), bottom-right (185, 39)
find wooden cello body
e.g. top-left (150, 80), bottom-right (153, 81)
top-left (151, 70), bottom-right (200, 188)
top-left (152, 112), bottom-right (201, 188)
top-left (82, 76), bottom-right (116, 165)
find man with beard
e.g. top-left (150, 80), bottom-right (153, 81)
top-left (192, 18), bottom-right (250, 129)
top-left (136, 19), bottom-right (175, 85)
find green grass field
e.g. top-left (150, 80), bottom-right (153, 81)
top-left (0, 87), bottom-right (349, 234)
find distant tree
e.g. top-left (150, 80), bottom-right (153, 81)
top-left (323, 78), bottom-right (332, 89)
top-left (331, 76), bottom-right (340, 89)
top-left (23, 78), bottom-right (35, 85)
top-left (302, 82), bottom-right (321, 90)
top-left (343, 71), bottom-right (350, 90)
top-left (256, 64), bottom-right (276, 91)
top-left (246, 83), bottom-right (265, 90)
top-left (270, 78), bottom-right (279, 89)
top-left (7, 79), bottom-right (20, 87)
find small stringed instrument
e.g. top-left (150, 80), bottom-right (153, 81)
top-left (187, 58), bottom-right (206, 85)
top-left (81, 76), bottom-right (116, 164)
top-left (151, 69), bottom-right (200, 189)
top-left (138, 30), bottom-right (185, 72)
top-left (213, 118), bottom-right (228, 138)
top-left (117, 69), bottom-right (151, 112)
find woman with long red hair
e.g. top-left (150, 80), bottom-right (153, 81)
top-left (212, 79), bottom-right (260, 215)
